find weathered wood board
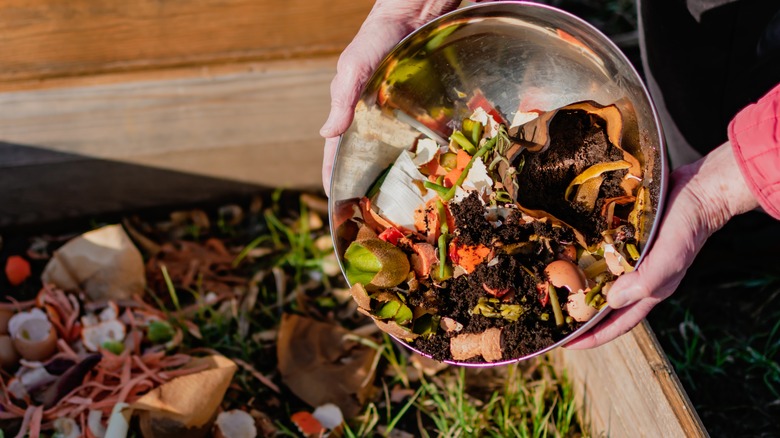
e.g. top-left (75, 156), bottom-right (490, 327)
top-left (554, 321), bottom-right (709, 437)
top-left (0, 0), bottom-right (373, 89)
top-left (0, 58), bottom-right (335, 226)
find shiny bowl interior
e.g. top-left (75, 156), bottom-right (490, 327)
top-left (329, 1), bottom-right (667, 366)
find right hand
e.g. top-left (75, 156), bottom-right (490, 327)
top-left (319, 0), bottom-right (462, 195)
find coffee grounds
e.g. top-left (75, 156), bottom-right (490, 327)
top-left (409, 191), bottom-right (582, 362)
top-left (516, 110), bottom-right (626, 245)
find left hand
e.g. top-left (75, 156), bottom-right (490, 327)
top-left (566, 141), bottom-right (760, 349)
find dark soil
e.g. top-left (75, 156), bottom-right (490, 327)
top-left (410, 192), bottom-right (581, 362)
top-left (516, 110), bottom-right (626, 245)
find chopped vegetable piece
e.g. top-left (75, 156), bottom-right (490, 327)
top-left (343, 238), bottom-right (410, 288)
top-left (366, 165), bottom-right (393, 199)
top-left (450, 130), bottom-right (477, 155)
top-left (547, 284), bottom-right (565, 327)
top-left (5, 255), bottom-right (31, 286)
top-left (441, 135), bottom-right (499, 201)
top-left (440, 152), bottom-right (458, 170)
top-left (462, 118), bottom-right (484, 146)
top-left (626, 243), bottom-right (640, 261)
top-left (423, 181), bottom-right (450, 197)
top-left (412, 313), bottom-right (440, 336)
top-left (101, 340), bottom-right (124, 355)
top-left (472, 297), bottom-right (526, 322)
top-left (378, 227), bottom-right (404, 246)
top-left (452, 243), bottom-right (491, 274)
top-left (376, 300), bottom-right (402, 319)
top-left (147, 320), bottom-right (175, 343)
top-left (584, 282), bottom-right (603, 306)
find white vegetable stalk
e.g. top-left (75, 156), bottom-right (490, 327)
top-left (374, 151), bottom-right (437, 229)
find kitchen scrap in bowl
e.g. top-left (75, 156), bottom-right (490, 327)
top-left (329, 2), bottom-right (666, 365)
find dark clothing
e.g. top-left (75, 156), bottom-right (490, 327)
top-left (642, 0), bottom-right (780, 155)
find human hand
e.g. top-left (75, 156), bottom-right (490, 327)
top-left (566, 141), bottom-right (760, 349)
top-left (319, 0), bottom-right (461, 195)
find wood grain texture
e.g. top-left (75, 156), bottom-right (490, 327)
top-left (553, 321), bottom-right (708, 437)
top-left (0, 0), bottom-right (372, 86)
top-left (0, 57), bottom-right (333, 188)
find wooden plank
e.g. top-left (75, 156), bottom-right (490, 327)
top-left (553, 321), bottom-right (708, 437)
top-left (0, 0), bottom-right (372, 87)
top-left (0, 57), bottom-right (333, 226)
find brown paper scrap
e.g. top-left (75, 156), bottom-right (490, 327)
top-left (130, 354), bottom-right (237, 428)
top-left (42, 224), bottom-right (146, 301)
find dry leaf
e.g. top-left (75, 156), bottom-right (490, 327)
top-left (277, 314), bottom-right (378, 418)
top-left (130, 354), bottom-right (237, 432)
top-left (41, 225), bottom-right (146, 301)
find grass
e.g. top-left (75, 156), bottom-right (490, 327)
top-left (138, 190), bottom-right (586, 437)
top-left (647, 212), bottom-right (780, 436)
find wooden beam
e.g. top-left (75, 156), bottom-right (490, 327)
top-left (0, 57), bottom-right (333, 184)
top-left (0, 0), bottom-right (372, 87)
top-left (553, 321), bottom-right (708, 437)
top-left (0, 57), bottom-right (335, 226)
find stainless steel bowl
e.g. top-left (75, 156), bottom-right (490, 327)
top-left (329, 1), bottom-right (667, 366)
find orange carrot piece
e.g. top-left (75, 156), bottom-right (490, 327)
top-left (454, 244), bottom-right (491, 274)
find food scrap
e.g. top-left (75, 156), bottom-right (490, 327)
top-left (337, 100), bottom-right (648, 363)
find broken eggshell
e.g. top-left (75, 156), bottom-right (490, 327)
top-left (8, 308), bottom-right (58, 362)
top-left (565, 290), bottom-right (599, 322)
top-left (214, 410), bottom-right (257, 438)
top-left (544, 260), bottom-right (587, 295)
top-left (81, 319), bottom-right (126, 353)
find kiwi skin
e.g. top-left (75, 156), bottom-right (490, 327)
top-left (352, 238), bottom-right (410, 288)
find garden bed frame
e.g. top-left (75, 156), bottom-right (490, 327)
top-left (0, 1), bottom-right (707, 436)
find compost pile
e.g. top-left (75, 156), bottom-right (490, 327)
top-left (335, 101), bottom-right (649, 363)
top-left (0, 196), bottom-right (370, 438)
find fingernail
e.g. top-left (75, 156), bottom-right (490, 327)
top-left (607, 287), bottom-right (628, 308)
top-left (320, 112), bottom-right (336, 137)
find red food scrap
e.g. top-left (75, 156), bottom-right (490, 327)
top-left (467, 90), bottom-right (507, 125)
top-left (410, 243), bottom-right (438, 278)
top-left (5, 255), bottom-right (31, 286)
top-left (291, 411), bottom-right (325, 436)
top-left (378, 227), bottom-right (405, 246)
top-left (536, 282), bottom-right (549, 307)
top-left (482, 283), bottom-right (511, 298)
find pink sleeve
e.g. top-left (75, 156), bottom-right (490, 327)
top-left (728, 83), bottom-right (780, 220)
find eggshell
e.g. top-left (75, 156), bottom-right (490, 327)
top-left (81, 319), bottom-right (126, 352)
top-left (565, 290), bottom-right (599, 322)
top-left (215, 410), bottom-right (258, 438)
top-left (12, 318), bottom-right (58, 361)
top-left (0, 334), bottom-right (20, 369)
top-left (0, 308), bottom-right (13, 334)
top-left (544, 260), bottom-right (587, 293)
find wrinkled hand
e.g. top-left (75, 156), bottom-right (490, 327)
top-left (319, 0), bottom-right (461, 195)
top-left (566, 142), bottom-right (760, 349)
